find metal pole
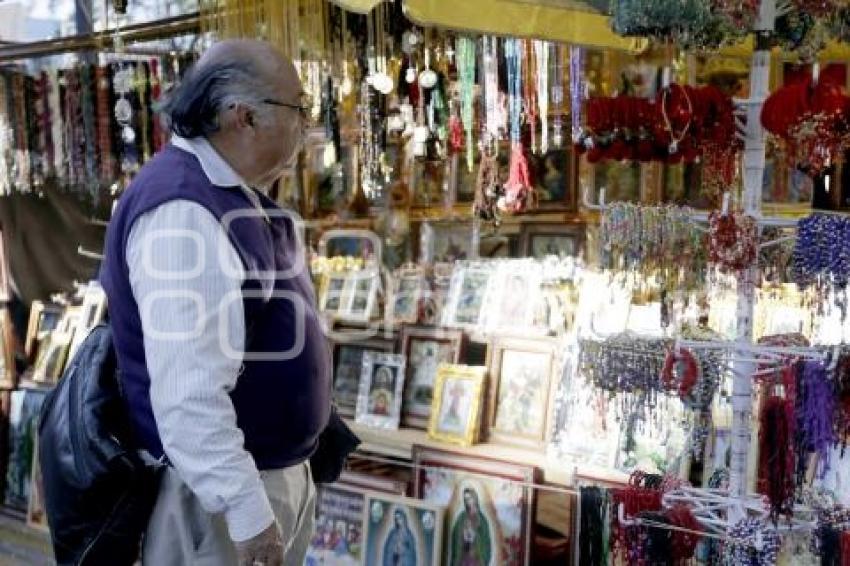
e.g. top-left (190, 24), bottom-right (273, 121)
top-left (728, 0), bottom-right (776, 520)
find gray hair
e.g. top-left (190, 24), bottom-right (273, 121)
top-left (156, 59), bottom-right (275, 138)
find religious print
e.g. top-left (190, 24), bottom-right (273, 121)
top-left (400, 326), bottom-right (465, 429)
top-left (355, 352), bottom-right (406, 430)
top-left (442, 263), bottom-right (494, 330)
top-left (363, 494), bottom-right (444, 566)
top-left (413, 447), bottom-right (538, 566)
top-left (331, 338), bottom-right (394, 418)
top-left (305, 484), bottom-right (366, 566)
top-left (428, 364), bottom-right (486, 447)
top-left (486, 337), bottom-right (560, 449)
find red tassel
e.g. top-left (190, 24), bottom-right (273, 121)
top-left (502, 143), bottom-right (533, 213)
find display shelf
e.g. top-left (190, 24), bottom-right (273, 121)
top-left (345, 418), bottom-right (629, 488)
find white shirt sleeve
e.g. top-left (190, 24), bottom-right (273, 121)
top-left (126, 199), bottom-right (274, 543)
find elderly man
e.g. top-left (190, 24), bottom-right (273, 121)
top-left (100, 40), bottom-right (331, 566)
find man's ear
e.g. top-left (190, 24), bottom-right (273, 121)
top-left (232, 103), bottom-right (255, 129)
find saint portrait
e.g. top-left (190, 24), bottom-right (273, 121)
top-left (436, 378), bottom-right (473, 436)
top-left (406, 341), bottom-right (454, 412)
top-left (494, 350), bottom-right (550, 440)
top-left (305, 485), bottom-right (365, 566)
top-left (414, 449), bottom-right (537, 566)
top-left (356, 352), bottom-right (406, 429)
top-left (368, 365), bottom-right (397, 417)
top-left (448, 487), bottom-right (493, 566)
top-left (453, 271), bottom-right (490, 326)
top-left (364, 495), bottom-right (443, 566)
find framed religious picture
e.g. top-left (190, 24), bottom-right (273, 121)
top-left (24, 301), bottom-right (63, 360)
top-left (31, 331), bottom-right (73, 385)
top-left (390, 267), bottom-right (425, 326)
top-left (419, 221), bottom-right (478, 264)
top-left (453, 149), bottom-right (479, 203)
top-left (305, 483), bottom-right (368, 566)
top-left (518, 223), bottom-right (584, 260)
top-left (364, 493), bottom-right (445, 566)
top-left (400, 326), bottom-right (466, 428)
top-left (331, 338), bottom-right (395, 418)
top-left (26, 435), bottom-right (48, 532)
top-left (427, 364), bottom-right (487, 447)
top-left (355, 352), bottom-right (406, 430)
top-left (547, 344), bottom-right (620, 470)
top-left (320, 272), bottom-right (351, 316)
top-left (68, 283), bottom-right (107, 361)
top-left (0, 307), bottom-right (16, 389)
top-left (589, 159), bottom-right (642, 203)
top-left (481, 261), bottom-right (544, 334)
top-left (486, 336), bottom-right (561, 449)
top-left (413, 446), bottom-right (539, 566)
top-left (411, 159), bottom-right (449, 208)
top-left (529, 147), bottom-right (577, 210)
top-left (341, 270), bottom-right (380, 324)
top-left (441, 262), bottom-right (494, 330)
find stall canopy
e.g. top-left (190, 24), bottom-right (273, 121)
top-left (402, 0), bottom-right (644, 51)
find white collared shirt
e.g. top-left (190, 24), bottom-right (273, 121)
top-left (126, 135), bottom-right (273, 542)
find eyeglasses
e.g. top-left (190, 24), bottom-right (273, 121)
top-left (263, 98), bottom-right (310, 121)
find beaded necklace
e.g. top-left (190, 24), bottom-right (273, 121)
top-left (533, 40), bottom-right (549, 154)
top-left (481, 36), bottom-right (500, 142)
top-left (569, 45), bottom-right (584, 145)
top-left (456, 36), bottom-right (476, 172)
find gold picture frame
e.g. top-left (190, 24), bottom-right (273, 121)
top-left (427, 364), bottom-right (487, 448)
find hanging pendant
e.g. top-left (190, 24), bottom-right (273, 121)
top-left (122, 125), bottom-right (136, 144)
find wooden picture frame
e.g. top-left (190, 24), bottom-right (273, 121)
top-left (586, 158), bottom-right (644, 203)
top-left (485, 336), bottom-right (561, 450)
top-left (307, 483), bottom-right (368, 565)
top-left (363, 492), bottom-right (445, 566)
top-left (400, 325), bottom-right (466, 429)
top-left (427, 364), bottom-right (486, 447)
top-left (419, 221), bottom-right (478, 264)
top-left (24, 301), bottom-right (63, 360)
top-left (528, 146), bottom-right (578, 211)
top-left (518, 222), bottom-right (584, 260)
top-left (31, 331), bottom-right (73, 385)
top-left (413, 446), bottom-right (539, 566)
top-left (0, 229), bottom-right (10, 303)
top-left (410, 158), bottom-right (449, 208)
top-left (331, 337), bottom-right (396, 418)
top-left (0, 307), bottom-right (16, 389)
top-left (441, 262), bottom-right (494, 331)
top-left (337, 469), bottom-right (408, 496)
top-left (355, 352), bottom-right (406, 430)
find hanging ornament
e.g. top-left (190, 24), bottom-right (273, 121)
top-left (418, 48), bottom-right (438, 90)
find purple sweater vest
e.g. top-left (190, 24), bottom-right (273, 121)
top-left (100, 144), bottom-right (331, 470)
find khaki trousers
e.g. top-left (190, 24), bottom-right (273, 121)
top-left (142, 462), bottom-right (316, 566)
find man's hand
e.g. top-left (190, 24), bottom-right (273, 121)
top-left (234, 521), bottom-right (284, 566)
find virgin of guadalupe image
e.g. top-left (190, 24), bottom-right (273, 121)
top-left (383, 508), bottom-right (417, 566)
top-left (449, 488), bottom-right (492, 566)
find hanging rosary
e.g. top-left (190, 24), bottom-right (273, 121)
top-left (502, 38), bottom-right (533, 213)
top-left (456, 36), bottom-right (476, 172)
top-left (533, 40), bottom-right (549, 155)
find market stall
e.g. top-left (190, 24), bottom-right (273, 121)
top-left (2, 0), bottom-right (850, 564)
